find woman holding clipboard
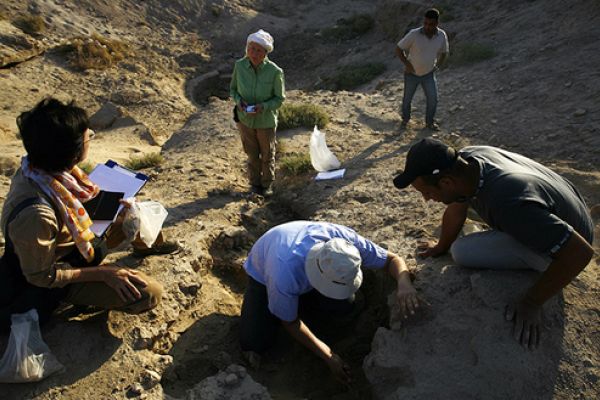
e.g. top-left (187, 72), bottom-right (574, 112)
top-left (0, 98), bottom-right (173, 331)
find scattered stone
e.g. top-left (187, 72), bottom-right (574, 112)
top-left (0, 20), bottom-right (45, 68)
top-left (573, 109), bottom-right (587, 117)
top-left (141, 369), bottom-right (161, 390)
top-left (185, 364), bottom-right (271, 400)
top-left (131, 326), bottom-right (158, 350)
top-left (178, 281), bottom-right (201, 296)
top-left (216, 227), bottom-right (250, 250)
top-left (127, 383), bottom-right (144, 397)
top-left (224, 373), bottom-right (238, 386)
top-left (191, 252), bottom-right (213, 272)
top-left (89, 102), bottom-right (123, 130)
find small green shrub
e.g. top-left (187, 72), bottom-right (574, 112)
top-left (325, 63), bottom-right (386, 91)
top-left (78, 161), bottom-right (95, 174)
top-left (281, 152), bottom-right (312, 175)
top-left (449, 43), bottom-right (495, 66)
top-left (278, 103), bottom-right (329, 130)
top-left (322, 14), bottom-right (375, 41)
top-left (13, 14), bottom-right (45, 35)
top-left (55, 34), bottom-right (130, 71)
top-left (125, 152), bottom-right (164, 170)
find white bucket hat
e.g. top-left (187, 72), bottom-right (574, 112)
top-left (305, 238), bottom-right (363, 299)
top-left (246, 29), bottom-right (274, 53)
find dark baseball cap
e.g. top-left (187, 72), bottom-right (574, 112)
top-left (393, 138), bottom-right (458, 189)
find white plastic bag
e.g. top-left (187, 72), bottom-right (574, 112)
top-left (0, 309), bottom-right (64, 383)
top-left (309, 126), bottom-right (341, 172)
top-left (137, 201), bottom-right (168, 247)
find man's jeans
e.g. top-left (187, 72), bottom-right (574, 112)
top-left (401, 71), bottom-right (438, 125)
top-left (450, 230), bottom-right (552, 272)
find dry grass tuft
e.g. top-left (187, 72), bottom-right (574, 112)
top-left (125, 152), bottom-right (164, 170)
top-left (280, 152), bottom-right (312, 175)
top-left (55, 34), bottom-right (130, 71)
top-left (278, 103), bottom-right (329, 130)
top-left (13, 14), bottom-right (46, 35)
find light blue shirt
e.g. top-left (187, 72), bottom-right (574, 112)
top-left (244, 221), bottom-right (388, 321)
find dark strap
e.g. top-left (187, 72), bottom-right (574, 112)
top-left (3, 197), bottom-right (51, 253)
top-left (2, 196), bottom-right (107, 269)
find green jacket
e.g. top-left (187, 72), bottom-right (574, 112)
top-left (230, 57), bottom-right (285, 129)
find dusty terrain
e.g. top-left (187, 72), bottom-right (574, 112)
top-left (0, 0), bottom-right (598, 399)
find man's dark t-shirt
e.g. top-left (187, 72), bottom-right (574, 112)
top-left (460, 146), bottom-right (593, 256)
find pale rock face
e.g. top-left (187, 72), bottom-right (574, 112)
top-left (185, 364), bottom-right (271, 400)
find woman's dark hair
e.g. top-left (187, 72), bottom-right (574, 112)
top-left (17, 98), bottom-right (89, 173)
top-left (424, 8), bottom-right (440, 21)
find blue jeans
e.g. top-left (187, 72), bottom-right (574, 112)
top-left (401, 71), bottom-right (438, 125)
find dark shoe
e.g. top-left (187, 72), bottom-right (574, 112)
top-left (133, 240), bottom-right (180, 257)
top-left (426, 122), bottom-right (440, 131)
top-left (250, 185), bottom-right (263, 195)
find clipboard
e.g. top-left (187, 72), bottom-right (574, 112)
top-left (87, 160), bottom-right (149, 236)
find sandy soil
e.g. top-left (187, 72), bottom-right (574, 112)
top-left (0, 0), bottom-right (598, 399)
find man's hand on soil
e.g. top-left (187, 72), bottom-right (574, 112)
top-left (396, 280), bottom-right (420, 318)
top-left (505, 298), bottom-right (542, 350)
top-left (417, 239), bottom-right (446, 258)
top-left (326, 353), bottom-right (352, 385)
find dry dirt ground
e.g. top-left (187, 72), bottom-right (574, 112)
top-left (0, 0), bottom-right (599, 399)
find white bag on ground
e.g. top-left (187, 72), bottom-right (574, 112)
top-left (309, 126), bottom-right (341, 172)
top-left (0, 309), bottom-right (64, 383)
top-left (136, 201), bottom-right (168, 247)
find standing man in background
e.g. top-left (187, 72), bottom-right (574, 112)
top-left (395, 8), bottom-right (449, 131)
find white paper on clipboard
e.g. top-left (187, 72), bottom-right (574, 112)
top-left (87, 160), bottom-right (148, 236)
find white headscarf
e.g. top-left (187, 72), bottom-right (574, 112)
top-left (246, 29), bottom-right (274, 53)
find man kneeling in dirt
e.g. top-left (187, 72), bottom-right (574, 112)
top-left (393, 138), bottom-right (595, 349)
top-left (240, 220), bottom-right (419, 384)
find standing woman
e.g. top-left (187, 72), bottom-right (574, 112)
top-left (230, 29), bottom-right (285, 196)
top-left (0, 98), bottom-right (165, 332)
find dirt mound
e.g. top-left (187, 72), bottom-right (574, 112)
top-left (0, 0), bottom-right (598, 399)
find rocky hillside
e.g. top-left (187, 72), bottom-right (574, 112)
top-left (0, 0), bottom-right (598, 399)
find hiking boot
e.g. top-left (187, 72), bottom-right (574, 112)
top-left (133, 240), bottom-right (181, 257)
top-left (426, 122), bottom-right (440, 131)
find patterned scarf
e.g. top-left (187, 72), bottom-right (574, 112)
top-left (21, 157), bottom-right (100, 262)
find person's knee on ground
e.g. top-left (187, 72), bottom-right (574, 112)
top-left (449, 236), bottom-right (480, 267)
top-left (118, 271), bottom-right (164, 314)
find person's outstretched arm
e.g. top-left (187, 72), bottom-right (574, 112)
top-left (281, 318), bottom-right (352, 385)
top-left (418, 202), bottom-right (468, 258)
top-left (385, 252), bottom-right (420, 317)
top-left (506, 230), bottom-right (594, 349)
